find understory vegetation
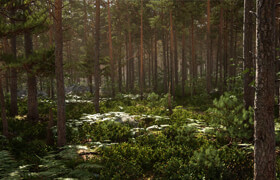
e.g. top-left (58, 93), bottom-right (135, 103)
top-left (1, 91), bottom-right (279, 180)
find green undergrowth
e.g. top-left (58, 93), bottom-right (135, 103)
top-left (0, 92), bottom-right (278, 179)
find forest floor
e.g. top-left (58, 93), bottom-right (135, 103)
top-left (1, 92), bottom-right (279, 179)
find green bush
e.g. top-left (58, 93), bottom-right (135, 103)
top-left (36, 145), bottom-right (102, 179)
top-left (67, 121), bottom-right (133, 144)
top-left (89, 121), bottom-right (132, 143)
top-left (189, 144), bottom-right (253, 180)
top-left (9, 138), bottom-right (51, 164)
top-left (207, 92), bottom-right (254, 142)
top-left (163, 125), bottom-right (203, 150)
top-left (170, 106), bottom-right (206, 125)
top-left (153, 157), bottom-right (190, 180)
top-left (100, 143), bottom-right (153, 179)
top-left (66, 102), bottom-right (95, 119)
top-left (189, 144), bottom-right (224, 179)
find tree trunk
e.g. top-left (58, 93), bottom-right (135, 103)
top-left (107, 0), bottom-right (115, 97)
top-left (206, 0), bottom-right (212, 93)
top-left (148, 47), bottom-right (151, 88)
top-left (182, 28), bottom-right (186, 97)
top-left (170, 11), bottom-right (175, 96)
top-left (130, 39), bottom-right (134, 92)
top-left (140, 0), bottom-right (144, 97)
top-left (191, 16), bottom-right (196, 95)
top-left (154, 33), bottom-right (158, 92)
top-left (55, 0), bottom-right (66, 147)
top-left (0, 70), bottom-right (8, 137)
top-left (48, 2), bottom-right (55, 99)
top-left (228, 11), bottom-right (234, 89)
top-left (277, 0), bottom-right (280, 118)
top-left (94, 0), bottom-right (101, 112)
top-left (223, 17), bottom-right (228, 91)
top-left (163, 35), bottom-right (168, 93)
top-left (24, 32), bottom-right (39, 121)
top-left (254, 0), bottom-right (276, 179)
top-left (83, 0), bottom-right (93, 95)
top-left (10, 10), bottom-right (18, 117)
top-left (219, 6), bottom-right (224, 90)
top-left (118, 27), bottom-right (122, 93)
top-left (174, 30), bottom-right (178, 89)
top-left (46, 108), bottom-right (54, 145)
top-left (243, 0), bottom-right (255, 109)
top-left (167, 35), bottom-right (170, 92)
top-left (118, 45), bottom-right (122, 93)
top-left (11, 68), bottom-right (18, 117)
top-left (125, 35), bottom-right (129, 92)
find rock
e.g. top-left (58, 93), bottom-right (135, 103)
top-left (66, 85), bottom-right (90, 95)
top-left (17, 90), bottom-right (27, 98)
top-left (38, 91), bottom-right (48, 97)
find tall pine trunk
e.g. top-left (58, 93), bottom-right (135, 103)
top-left (0, 70), bottom-right (8, 137)
top-left (163, 35), bottom-right (168, 93)
top-left (107, 0), bottom-right (115, 97)
top-left (191, 16), bottom-right (196, 95)
top-left (140, 0), bottom-right (144, 97)
top-left (94, 0), bottom-right (101, 112)
top-left (206, 0), bottom-right (212, 93)
top-left (169, 11), bottom-right (175, 96)
top-left (174, 30), bottom-right (178, 89)
top-left (10, 10), bottom-right (18, 116)
top-left (254, 0), bottom-right (276, 179)
top-left (218, 6), bottom-right (224, 90)
top-left (243, 0), bottom-right (254, 109)
top-left (182, 28), bottom-right (186, 97)
top-left (55, 0), bottom-right (66, 147)
top-left (24, 32), bottom-right (39, 121)
top-left (154, 33), bottom-right (158, 92)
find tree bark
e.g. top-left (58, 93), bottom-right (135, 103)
top-left (191, 16), bottom-right (196, 95)
top-left (55, 0), bottom-right (66, 147)
top-left (174, 30), bottom-right (178, 89)
top-left (243, 0), bottom-right (255, 109)
top-left (24, 32), bottom-right (39, 121)
top-left (94, 0), bottom-right (101, 112)
top-left (140, 0), bottom-right (144, 97)
top-left (107, 0), bottom-right (115, 97)
top-left (206, 0), bottom-right (212, 93)
top-left (130, 36), bottom-right (134, 91)
top-left (218, 6), bottom-right (224, 90)
top-left (182, 28), bottom-right (186, 97)
top-left (10, 10), bottom-right (18, 117)
top-left (154, 33), bottom-right (158, 92)
top-left (0, 70), bottom-right (8, 137)
top-left (254, 0), bottom-right (276, 179)
top-left (170, 11), bottom-right (175, 96)
top-left (125, 35), bottom-right (129, 92)
top-left (223, 16), bottom-right (228, 91)
top-left (118, 44), bottom-right (122, 93)
top-left (163, 35), bottom-right (168, 93)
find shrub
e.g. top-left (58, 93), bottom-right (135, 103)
top-left (89, 121), bottom-right (132, 143)
top-left (207, 92), bottom-right (253, 142)
top-left (153, 157), bottom-right (190, 180)
top-left (100, 143), bottom-right (153, 179)
top-left (37, 145), bottom-right (102, 179)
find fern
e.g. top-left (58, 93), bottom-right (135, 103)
top-left (0, 150), bottom-right (19, 179)
top-left (37, 145), bottom-right (102, 179)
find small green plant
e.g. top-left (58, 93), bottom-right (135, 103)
top-left (207, 92), bottom-right (254, 142)
top-left (37, 145), bottom-right (102, 179)
top-left (100, 143), bottom-right (153, 179)
top-left (0, 150), bottom-right (18, 178)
